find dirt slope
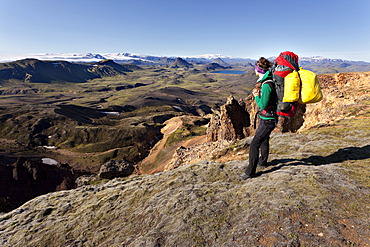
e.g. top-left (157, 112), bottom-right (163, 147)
top-left (138, 117), bottom-right (184, 174)
top-left (138, 116), bottom-right (207, 174)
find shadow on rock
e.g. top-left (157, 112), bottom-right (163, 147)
top-left (0, 157), bottom-right (78, 212)
top-left (264, 145), bottom-right (370, 174)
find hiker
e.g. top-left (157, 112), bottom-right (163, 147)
top-left (240, 57), bottom-right (277, 180)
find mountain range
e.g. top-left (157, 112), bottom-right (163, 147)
top-left (0, 59), bottom-right (138, 83)
top-left (1, 52), bottom-right (370, 68)
top-left (1, 53), bottom-right (370, 77)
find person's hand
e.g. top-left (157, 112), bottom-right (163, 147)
top-left (252, 88), bottom-right (260, 97)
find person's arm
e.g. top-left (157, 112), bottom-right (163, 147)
top-left (254, 83), bottom-right (271, 110)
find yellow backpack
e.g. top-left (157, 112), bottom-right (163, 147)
top-left (282, 68), bottom-right (323, 104)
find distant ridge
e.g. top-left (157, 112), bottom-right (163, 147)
top-left (204, 63), bottom-right (228, 71)
top-left (0, 59), bottom-right (97, 83)
top-left (170, 57), bottom-right (193, 68)
top-left (95, 59), bottom-right (133, 73)
top-left (1, 53), bottom-right (370, 73)
top-left (211, 58), bottom-right (230, 67)
top-left (157, 57), bottom-right (176, 65)
top-left (0, 58), bottom-right (133, 83)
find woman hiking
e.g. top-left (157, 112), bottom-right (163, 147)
top-left (240, 57), bottom-right (277, 180)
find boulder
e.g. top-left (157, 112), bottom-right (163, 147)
top-left (98, 160), bottom-right (134, 179)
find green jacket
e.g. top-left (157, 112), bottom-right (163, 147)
top-left (254, 71), bottom-right (276, 120)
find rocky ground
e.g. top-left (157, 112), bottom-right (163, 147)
top-left (0, 71), bottom-right (369, 246)
top-left (0, 136), bottom-right (368, 246)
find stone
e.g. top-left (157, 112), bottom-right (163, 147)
top-left (75, 175), bottom-right (98, 187)
top-left (98, 160), bottom-right (134, 179)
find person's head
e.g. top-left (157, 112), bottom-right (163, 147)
top-left (255, 57), bottom-right (272, 76)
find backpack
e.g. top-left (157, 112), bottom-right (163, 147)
top-left (297, 68), bottom-right (323, 104)
top-left (272, 51), bottom-right (323, 117)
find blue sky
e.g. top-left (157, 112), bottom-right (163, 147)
top-left (1, 0), bottom-right (370, 61)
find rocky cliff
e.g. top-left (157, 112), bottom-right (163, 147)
top-left (0, 71), bottom-right (369, 246)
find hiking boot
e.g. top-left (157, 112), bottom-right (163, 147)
top-left (239, 173), bottom-right (252, 180)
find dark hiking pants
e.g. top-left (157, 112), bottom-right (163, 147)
top-left (244, 118), bottom-right (276, 176)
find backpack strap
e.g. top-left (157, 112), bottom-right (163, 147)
top-left (262, 80), bottom-right (277, 107)
top-left (258, 80), bottom-right (277, 119)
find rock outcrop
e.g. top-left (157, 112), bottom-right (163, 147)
top-left (207, 95), bottom-right (251, 141)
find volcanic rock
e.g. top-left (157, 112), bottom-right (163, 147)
top-left (156, 57), bottom-right (175, 65)
top-left (207, 95), bottom-right (251, 141)
top-left (98, 160), bottom-right (135, 179)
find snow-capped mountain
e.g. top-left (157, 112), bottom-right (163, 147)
top-left (184, 54), bottom-right (235, 60)
top-left (0, 53), bottom-right (108, 63)
top-left (102, 53), bottom-right (153, 61)
top-left (0, 53), bottom-right (237, 64)
top-left (0, 53), bottom-right (151, 63)
top-left (300, 56), bottom-right (349, 64)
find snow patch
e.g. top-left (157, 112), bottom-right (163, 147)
top-left (101, 112), bottom-right (120, 115)
top-left (184, 54), bottom-right (235, 59)
top-left (42, 158), bottom-right (58, 165)
top-left (173, 106), bottom-right (183, 111)
top-left (42, 146), bottom-right (56, 149)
